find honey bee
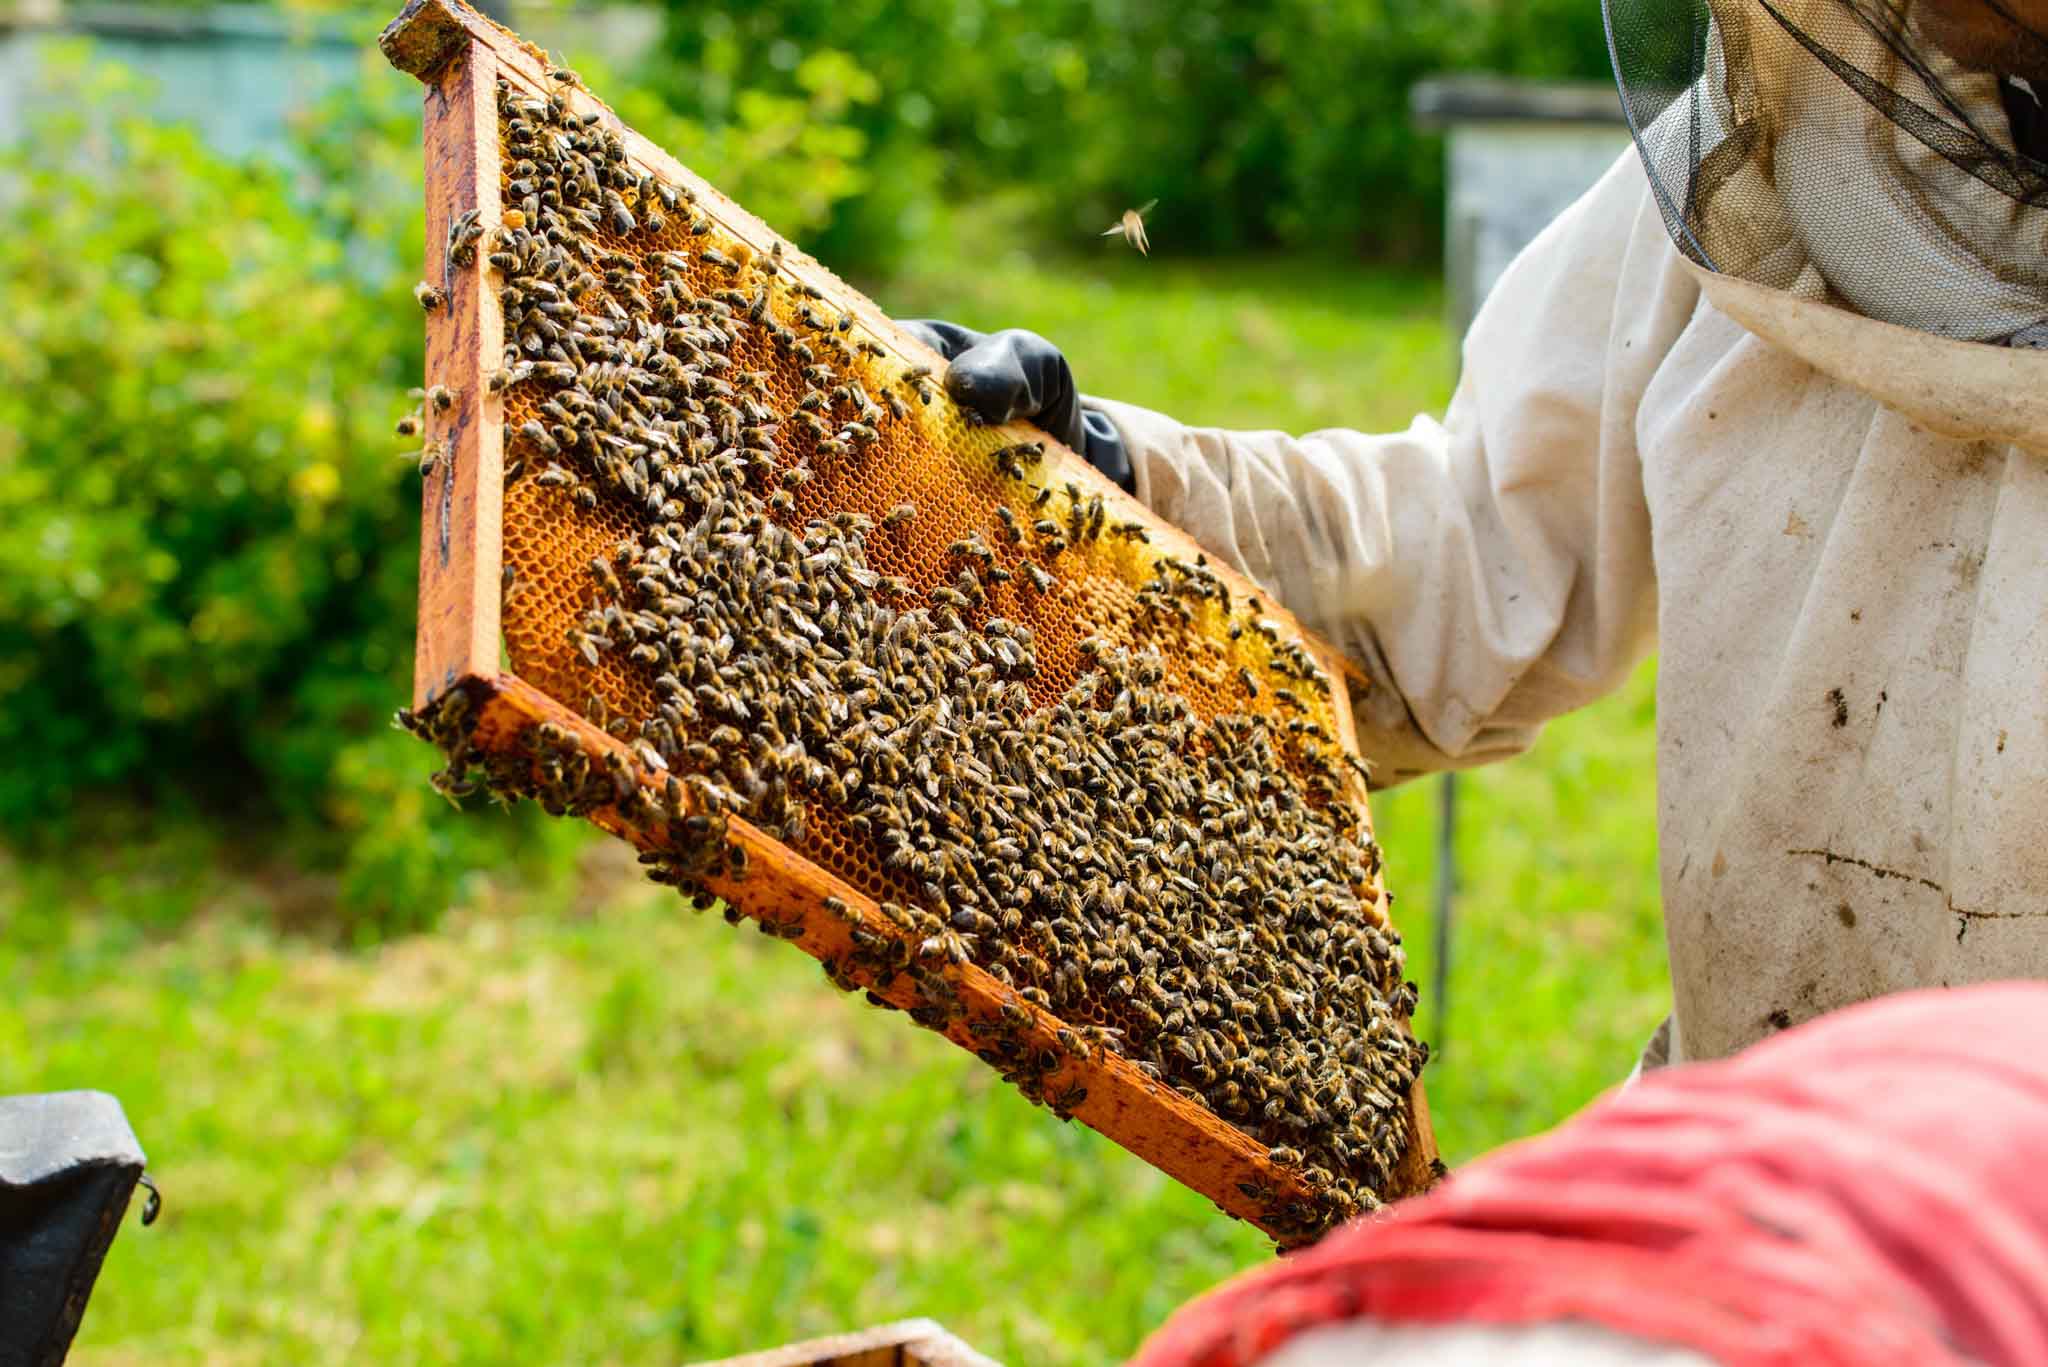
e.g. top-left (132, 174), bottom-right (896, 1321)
top-left (882, 503), bottom-right (916, 529)
top-left (427, 384), bottom-right (455, 412)
top-left (414, 280), bottom-right (445, 311)
top-left (1100, 198), bottom-right (1157, 255)
top-left (395, 414), bottom-right (422, 438)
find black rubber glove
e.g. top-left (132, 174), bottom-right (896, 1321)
top-left (900, 320), bottom-right (1134, 493)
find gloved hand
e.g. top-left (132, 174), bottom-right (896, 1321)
top-left (900, 320), bottom-right (1134, 493)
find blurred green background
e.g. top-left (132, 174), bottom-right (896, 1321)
top-left (0, 1), bottom-right (1666, 1362)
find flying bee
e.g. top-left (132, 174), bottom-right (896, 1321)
top-left (395, 413), bottom-right (422, 438)
top-left (1100, 198), bottom-right (1158, 255)
top-left (414, 280), bottom-right (445, 311)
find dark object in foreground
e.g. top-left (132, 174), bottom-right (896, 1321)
top-left (0, 1092), bottom-right (149, 1367)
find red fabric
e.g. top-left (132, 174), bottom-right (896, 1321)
top-left (1131, 983), bottom-right (2048, 1367)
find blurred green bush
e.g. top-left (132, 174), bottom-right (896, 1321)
top-left (0, 50), bottom-right (529, 936)
top-left (0, 40), bottom-right (910, 937)
top-left (648, 0), bottom-right (1615, 268)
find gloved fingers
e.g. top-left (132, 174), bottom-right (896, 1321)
top-left (943, 328), bottom-right (1088, 454)
top-left (898, 319), bottom-right (987, 362)
top-left (900, 322), bottom-right (1133, 493)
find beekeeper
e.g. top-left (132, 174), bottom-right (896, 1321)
top-left (910, 0), bottom-right (2048, 1079)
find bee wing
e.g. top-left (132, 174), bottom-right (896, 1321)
top-left (1134, 198), bottom-right (1159, 217)
top-left (1100, 222), bottom-right (1126, 237)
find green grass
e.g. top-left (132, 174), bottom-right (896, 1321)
top-left (1, 245), bottom-right (1666, 1365)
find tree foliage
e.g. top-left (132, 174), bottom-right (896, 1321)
top-left (646, 0), bottom-right (1617, 267)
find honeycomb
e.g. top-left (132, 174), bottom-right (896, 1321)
top-left (411, 66), bottom-right (1425, 1232)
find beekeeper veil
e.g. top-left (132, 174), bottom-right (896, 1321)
top-left (1604, 0), bottom-right (2048, 345)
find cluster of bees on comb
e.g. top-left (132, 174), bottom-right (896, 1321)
top-left (401, 71), bottom-right (1427, 1236)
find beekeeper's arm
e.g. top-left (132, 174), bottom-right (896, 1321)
top-left (907, 150), bottom-right (1676, 785)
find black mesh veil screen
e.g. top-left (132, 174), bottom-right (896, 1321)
top-left (1601, 0), bottom-right (2048, 344)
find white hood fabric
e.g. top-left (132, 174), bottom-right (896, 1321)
top-left (1090, 142), bottom-right (2048, 1070)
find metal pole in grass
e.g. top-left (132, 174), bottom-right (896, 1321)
top-left (1434, 772), bottom-right (1458, 1059)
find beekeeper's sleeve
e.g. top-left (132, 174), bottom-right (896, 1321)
top-left (1088, 151), bottom-right (1672, 786)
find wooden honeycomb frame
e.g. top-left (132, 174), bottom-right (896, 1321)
top-left (379, 0), bottom-right (1438, 1245)
top-left (691, 1319), bottom-right (1002, 1367)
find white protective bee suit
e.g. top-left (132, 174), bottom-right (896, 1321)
top-left (1087, 44), bottom-right (2048, 1079)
